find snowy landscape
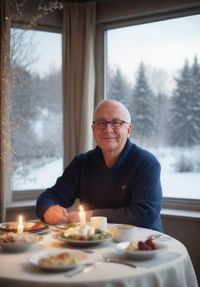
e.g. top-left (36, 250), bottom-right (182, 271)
top-left (12, 145), bottom-right (200, 200)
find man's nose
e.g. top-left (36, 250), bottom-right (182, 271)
top-left (104, 122), bottom-right (114, 130)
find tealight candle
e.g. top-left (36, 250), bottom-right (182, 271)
top-left (79, 205), bottom-right (86, 227)
top-left (17, 215), bottom-right (24, 234)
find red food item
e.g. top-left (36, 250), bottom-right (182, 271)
top-left (31, 223), bottom-right (44, 230)
top-left (138, 241), bottom-right (151, 250)
top-left (79, 235), bottom-right (88, 241)
top-left (145, 239), bottom-right (157, 250)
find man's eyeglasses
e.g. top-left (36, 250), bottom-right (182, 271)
top-left (93, 120), bottom-right (129, 130)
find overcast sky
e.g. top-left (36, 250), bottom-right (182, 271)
top-left (30, 14), bottom-right (200, 80)
top-left (31, 31), bottom-right (62, 78)
top-left (107, 14), bottom-right (200, 79)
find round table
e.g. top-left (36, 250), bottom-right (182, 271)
top-left (0, 226), bottom-right (198, 287)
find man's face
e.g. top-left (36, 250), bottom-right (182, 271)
top-left (92, 102), bottom-right (132, 155)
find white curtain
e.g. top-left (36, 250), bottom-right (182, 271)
top-left (62, 2), bottom-right (96, 165)
top-left (0, 0), bottom-right (11, 222)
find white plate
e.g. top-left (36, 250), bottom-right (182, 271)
top-left (29, 249), bottom-right (88, 271)
top-left (0, 234), bottom-right (42, 252)
top-left (116, 241), bottom-right (168, 260)
top-left (53, 233), bottom-right (112, 247)
top-left (56, 222), bottom-right (80, 230)
top-left (0, 221), bottom-right (48, 233)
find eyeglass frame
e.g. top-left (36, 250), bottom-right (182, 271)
top-left (92, 119), bottom-right (130, 130)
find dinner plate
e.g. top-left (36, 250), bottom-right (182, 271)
top-left (116, 241), bottom-right (168, 260)
top-left (29, 249), bottom-right (88, 271)
top-left (56, 222), bottom-right (80, 230)
top-left (53, 232), bottom-right (112, 247)
top-left (0, 221), bottom-right (48, 233)
top-left (0, 233), bottom-right (42, 252)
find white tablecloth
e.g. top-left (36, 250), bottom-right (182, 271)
top-left (0, 226), bottom-right (198, 287)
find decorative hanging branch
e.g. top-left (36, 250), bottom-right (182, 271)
top-left (29, 0), bottom-right (63, 28)
top-left (8, 0), bottom-right (63, 29)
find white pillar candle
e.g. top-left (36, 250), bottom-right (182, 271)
top-left (17, 215), bottom-right (24, 234)
top-left (79, 205), bottom-right (86, 227)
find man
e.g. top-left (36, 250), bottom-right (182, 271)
top-left (36, 99), bottom-right (163, 231)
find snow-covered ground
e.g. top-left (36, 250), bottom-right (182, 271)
top-left (154, 147), bottom-right (200, 199)
top-left (12, 158), bottom-right (63, 191)
top-left (12, 147), bottom-right (200, 200)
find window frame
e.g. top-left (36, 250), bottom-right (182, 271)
top-left (95, 7), bottom-right (200, 211)
top-left (7, 1), bottom-right (200, 213)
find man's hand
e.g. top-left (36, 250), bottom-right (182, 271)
top-left (43, 205), bottom-right (69, 225)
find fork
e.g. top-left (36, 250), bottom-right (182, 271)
top-left (147, 233), bottom-right (163, 240)
top-left (147, 233), bottom-right (171, 240)
top-left (102, 256), bottom-right (136, 268)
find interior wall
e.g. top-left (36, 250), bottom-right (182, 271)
top-left (10, 0), bottom-right (62, 31)
top-left (96, 0), bottom-right (200, 24)
top-left (162, 214), bottom-right (200, 286)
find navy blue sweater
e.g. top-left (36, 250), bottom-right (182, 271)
top-left (36, 139), bottom-right (163, 231)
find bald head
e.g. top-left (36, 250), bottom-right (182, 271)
top-left (94, 99), bottom-right (131, 123)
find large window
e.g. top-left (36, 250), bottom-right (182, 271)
top-left (106, 14), bottom-right (200, 200)
top-left (10, 28), bottom-right (63, 197)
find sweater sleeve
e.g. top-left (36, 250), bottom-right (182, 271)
top-left (35, 157), bottom-right (79, 221)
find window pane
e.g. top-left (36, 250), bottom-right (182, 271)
top-left (106, 14), bottom-right (200, 199)
top-left (10, 29), bottom-right (63, 191)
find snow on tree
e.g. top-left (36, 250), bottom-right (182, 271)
top-left (154, 92), bottom-right (170, 147)
top-left (10, 28), bottom-right (62, 169)
top-left (107, 67), bottom-right (131, 108)
top-left (190, 56), bottom-right (200, 141)
top-left (169, 58), bottom-right (200, 147)
top-left (130, 62), bottom-right (155, 144)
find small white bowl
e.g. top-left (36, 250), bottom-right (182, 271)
top-left (109, 224), bottom-right (136, 242)
top-left (0, 233), bottom-right (42, 252)
top-left (116, 241), bottom-right (168, 260)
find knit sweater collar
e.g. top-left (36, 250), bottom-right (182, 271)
top-left (94, 139), bottom-right (135, 169)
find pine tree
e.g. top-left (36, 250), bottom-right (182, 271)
top-left (169, 58), bottom-right (200, 147)
top-left (10, 64), bottom-right (36, 162)
top-left (130, 62), bottom-right (155, 144)
top-left (154, 92), bottom-right (170, 147)
top-left (107, 67), bottom-right (131, 108)
top-left (190, 56), bottom-right (200, 142)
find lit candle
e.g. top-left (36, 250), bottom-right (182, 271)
top-left (79, 205), bottom-right (86, 227)
top-left (17, 215), bottom-right (24, 234)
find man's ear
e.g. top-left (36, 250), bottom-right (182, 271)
top-left (127, 123), bottom-right (133, 138)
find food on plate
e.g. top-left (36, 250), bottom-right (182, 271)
top-left (2, 221), bottom-right (46, 231)
top-left (59, 224), bottom-right (111, 241)
top-left (127, 239), bottom-right (158, 251)
top-left (0, 232), bottom-right (41, 244)
top-left (142, 239), bottom-right (157, 250)
top-left (127, 241), bottom-right (139, 251)
top-left (38, 252), bottom-right (76, 267)
top-left (30, 222), bottom-right (46, 231)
